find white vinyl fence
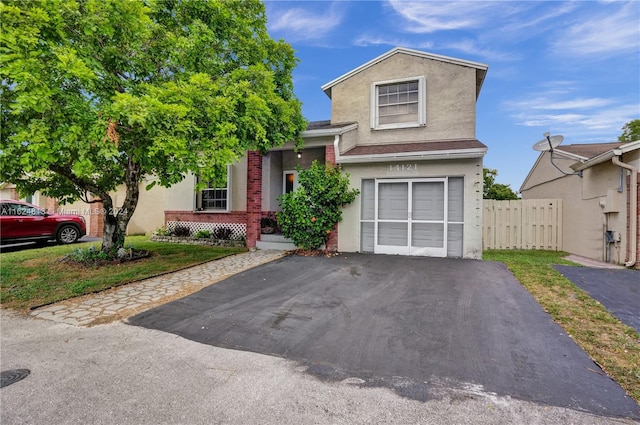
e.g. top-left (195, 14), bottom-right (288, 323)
top-left (483, 199), bottom-right (563, 250)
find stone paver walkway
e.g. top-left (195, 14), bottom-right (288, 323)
top-left (31, 250), bottom-right (286, 327)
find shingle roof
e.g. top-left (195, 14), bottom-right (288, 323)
top-left (305, 120), bottom-right (357, 131)
top-left (341, 139), bottom-right (487, 156)
top-left (555, 142), bottom-right (625, 159)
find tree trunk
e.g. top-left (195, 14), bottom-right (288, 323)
top-left (100, 157), bottom-right (141, 254)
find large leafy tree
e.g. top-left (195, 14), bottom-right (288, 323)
top-left (618, 119), bottom-right (640, 143)
top-left (483, 168), bottom-right (519, 200)
top-left (0, 0), bottom-right (305, 252)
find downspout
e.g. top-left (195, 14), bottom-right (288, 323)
top-left (333, 135), bottom-right (341, 163)
top-left (612, 150), bottom-right (637, 267)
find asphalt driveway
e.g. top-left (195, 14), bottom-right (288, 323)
top-left (554, 265), bottom-right (639, 333)
top-left (129, 254), bottom-right (639, 419)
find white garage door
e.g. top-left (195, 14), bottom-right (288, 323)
top-left (360, 177), bottom-right (464, 257)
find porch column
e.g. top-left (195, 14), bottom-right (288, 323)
top-left (88, 201), bottom-right (105, 238)
top-left (45, 197), bottom-right (59, 213)
top-left (246, 151), bottom-right (263, 249)
top-left (325, 145), bottom-right (339, 252)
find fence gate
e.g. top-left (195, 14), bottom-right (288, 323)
top-left (483, 199), bottom-right (562, 250)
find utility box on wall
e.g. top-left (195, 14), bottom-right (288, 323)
top-left (602, 189), bottom-right (621, 213)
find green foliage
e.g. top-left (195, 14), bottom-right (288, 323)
top-left (0, 0), bottom-right (306, 252)
top-left (194, 229), bottom-right (212, 239)
top-left (213, 227), bottom-right (233, 240)
top-left (260, 213), bottom-right (278, 229)
top-left (65, 245), bottom-right (111, 264)
top-left (172, 225), bottom-right (191, 237)
top-left (277, 161), bottom-right (359, 250)
top-left (154, 226), bottom-right (170, 236)
top-left (618, 119), bottom-right (640, 143)
top-left (483, 168), bottom-right (519, 200)
top-left (64, 242), bottom-right (139, 264)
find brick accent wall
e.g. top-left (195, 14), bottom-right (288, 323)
top-left (88, 201), bottom-right (104, 237)
top-left (325, 145), bottom-right (339, 251)
top-left (165, 210), bottom-right (248, 224)
top-left (325, 144), bottom-right (336, 166)
top-left (45, 197), bottom-right (59, 213)
top-left (246, 151), bottom-right (263, 248)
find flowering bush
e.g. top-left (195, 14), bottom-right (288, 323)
top-left (277, 161), bottom-right (359, 250)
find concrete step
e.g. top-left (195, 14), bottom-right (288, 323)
top-left (257, 233), bottom-right (297, 250)
top-left (260, 233), bottom-right (290, 243)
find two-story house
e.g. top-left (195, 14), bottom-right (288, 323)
top-left (160, 47), bottom-right (489, 258)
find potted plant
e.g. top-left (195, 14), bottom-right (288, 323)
top-left (260, 213), bottom-right (278, 234)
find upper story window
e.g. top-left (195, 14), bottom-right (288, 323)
top-left (371, 76), bottom-right (425, 130)
top-left (197, 166), bottom-right (231, 212)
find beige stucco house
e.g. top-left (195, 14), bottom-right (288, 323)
top-left (520, 141), bottom-right (640, 267)
top-left (161, 47), bottom-right (489, 258)
top-left (7, 48), bottom-right (489, 258)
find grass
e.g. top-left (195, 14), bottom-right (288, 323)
top-left (484, 249), bottom-right (640, 403)
top-left (0, 235), bottom-right (246, 311)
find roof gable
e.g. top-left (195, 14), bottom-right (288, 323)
top-left (321, 47), bottom-right (488, 99)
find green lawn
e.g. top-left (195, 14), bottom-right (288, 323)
top-left (0, 236), bottom-right (246, 311)
top-left (484, 249), bottom-right (640, 403)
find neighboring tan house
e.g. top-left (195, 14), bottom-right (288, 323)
top-left (520, 141), bottom-right (640, 267)
top-left (162, 47), bottom-right (489, 258)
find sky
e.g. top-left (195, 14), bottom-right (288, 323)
top-left (263, 0), bottom-right (640, 191)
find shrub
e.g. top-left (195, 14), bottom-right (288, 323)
top-left (260, 214), bottom-right (278, 229)
top-left (172, 225), bottom-right (191, 237)
top-left (154, 226), bottom-right (171, 236)
top-left (214, 227), bottom-right (233, 240)
top-left (277, 161), bottom-right (359, 250)
top-left (194, 229), bottom-right (212, 239)
top-left (64, 245), bottom-right (112, 264)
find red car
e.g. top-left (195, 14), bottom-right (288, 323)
top-left (0, 199), bottom-right (87, 245)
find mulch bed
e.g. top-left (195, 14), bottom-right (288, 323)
top-left (287, 249), bottom-right (340, 258)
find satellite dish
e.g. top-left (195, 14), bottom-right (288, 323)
top-left (532, 133), bottom-right (564, 152)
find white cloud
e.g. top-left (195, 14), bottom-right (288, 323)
top-left (387, 0), bottom-right (500, 33)
top-left (268, 3), bottom-right (344, 41)
top-left (353, 34), bottom-right (434, 50)
top-left (440, 39), bottom-right (517, 62)
top-left (510, 103), bottom-right (637, 140)
top-left (507, 97), bottom-right (614, 111)
top-left (552, 2), bottom-right (640, 58)
top-left (504, 81), bottom-right (637, 140)
top-left (500, 2), bottom-right (576, 33)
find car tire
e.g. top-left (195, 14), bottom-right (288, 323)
top-left (57, 225), bottom-right (80, 244)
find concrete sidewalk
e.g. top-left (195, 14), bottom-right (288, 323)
top-left (30, 250), bottom-right (286, 326)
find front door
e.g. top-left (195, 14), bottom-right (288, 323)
top-left (374, 178), bottom-right (447, 257)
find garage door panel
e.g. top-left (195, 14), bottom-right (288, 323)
top-left (447, 223), bottom-right (463, 257)
top-left (412, 223), bottom-right (444, 248)
top-left (365, 177), bottom-right (462, 258)
top-left (448, 177), bottom-right (464, 222)
top-left (412, 182), bottom-right (445, 221)
top-left (378, 183), bottom-right (408, 220)
top-left (361, 222), bottom-right (374, 253)
top-left (378, 222), bottom-right (408, 246)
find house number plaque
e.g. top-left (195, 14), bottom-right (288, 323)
top-left (388, 163), bottom-right (418, 172)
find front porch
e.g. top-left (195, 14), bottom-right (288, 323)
top-left (163, 143), bottom-right (339, 250)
